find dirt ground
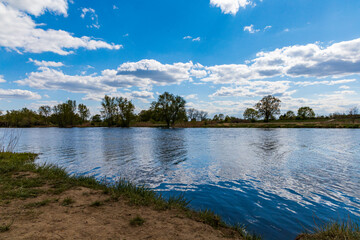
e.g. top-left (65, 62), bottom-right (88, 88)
top-left (0, 186), bottom-right (240, 240)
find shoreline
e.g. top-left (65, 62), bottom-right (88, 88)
top-left (1, 152), bottom-right (359, 239)
top-left (1, 120), bottom-right (359, 129)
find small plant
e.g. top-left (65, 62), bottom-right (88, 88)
top-left (61, 197), bottom-right (75, 206)
top-left (297, 217), bottom-right (360, 240)
top-left (25, 199), bottom-right (51, 208)
top-left (130, 216), bottom-right (145, 226)
top-left (90, 200), bottom-right (103, 207)
top-left (0, 222), bottom-right (12, 233)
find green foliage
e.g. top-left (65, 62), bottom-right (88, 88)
top-left (151, 92), bottom-right (186, 127)
top-left (52, 100), bottom-right (78, 127)
top-left (78, 104), bottom-right (90, 123)
top-left (116, 97), bottom-right (135, 127)
top-left (243, 108), bottom-right (259, 122)
top-left (255, 95), bottom-right (281, 122)
top-left (62, 197), bottom-right (75, 206)
top-left (297, 106), bottom-right (315, 119)
top-left (101, 95), bottom-right (117, 126)
top-left (279, 110), bottom-right (296, 120)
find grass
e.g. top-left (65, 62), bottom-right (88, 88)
top-left (296, 218), bottom-right (360, 240)
top-left (90, 200), bottom-right (103, 207)
top-left (0, 223), bottom-right (11, 233)
top-left (62, 197), bottom-right (75, 206)
top-left (24, 199), bottom-right (51, 208)
top-left (130, 215), bottom-right (145, 226)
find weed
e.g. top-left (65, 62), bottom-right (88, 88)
top-left (62, 197), bottom-right (75, 206)
top-left (25, 199), bottom-right (51, 208)
top-left (90, 200), bottom-right (103, 207)
top-left (130, 216), bottom-right (145, 226)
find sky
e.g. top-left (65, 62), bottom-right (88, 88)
top-left (0, 0), bottom-right (360, 117)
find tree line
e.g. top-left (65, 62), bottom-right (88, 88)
top-left (0, 93), bottom-right (358, 128)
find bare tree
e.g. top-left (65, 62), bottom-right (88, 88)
top-left (349, 107), bottom-right (359, 123)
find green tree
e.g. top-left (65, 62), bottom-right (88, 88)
top-left (116, 97), bottom-right (135, 127)
top-left (243, 108), bottom-right (258, 122)
top-left (138, 109), bottom-right (153, 122)
top-left (91, 114), bottom-right (102, 123)
top-left (78, 104), bottom-right (90, 123)
top-left (53, 100), bottom-right (77, 127)
top-left (101, 95), bottom-right (117, 126)
top-left (38, 105), bottom-right (51, 125)
top-left (151, 92), bottom-right (186, 128)
top-left (297, 106), bottom-right (315, 119)
top-left (255, 95), bottom-right (281, 122)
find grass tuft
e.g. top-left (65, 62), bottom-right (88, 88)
top-left (90, 200), bottom-right (103, 207)
top-left (296, 218), bottom-right (360, 240)
top-left (61, 197), bottom-right (75, 206)
top-left (130, 215), bottom-right (145, 226)
top-left (25, 199), bottom-right (51, 208)
top-left (0, 222), bottom-right (12, 233)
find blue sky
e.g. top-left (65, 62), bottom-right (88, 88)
top-left (0, 0), bottom-right (360, 117)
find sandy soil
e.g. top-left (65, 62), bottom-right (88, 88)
top-left (0, 186), bottom-right (240, 240)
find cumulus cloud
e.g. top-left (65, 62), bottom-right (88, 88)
top-left (2, 0), bottom-right (68, 16)
top-left (201, 38), bottom-right (360, 84)
top-left (29, 58), bottom-right (64, 67)
top-left (210, 0), bottom-right (252, 15)
top-left (0, 2), bottom-right (122, 55)
top-left (0, 88), bottom-right (41, 99)
top-left (130, 91), bottom-right (154, 99)
top-left (210, 81), bottom-right (293, 98)
top-left (16, 60), bottom-right (198, 99)
top-left (192, 37), bottom-right (201, 42)
top-left (244, 24), bottom-right (259, 33)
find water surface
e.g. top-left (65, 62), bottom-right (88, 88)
top-left (5, 127), bottom-right (360, 239)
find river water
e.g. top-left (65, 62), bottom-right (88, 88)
top-left (4, 127), bottom-right (360, 239)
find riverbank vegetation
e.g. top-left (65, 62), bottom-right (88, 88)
top-left (0, 152), bottom-right (260, 239)
top-left (0, 93), bottom-right (359, 128)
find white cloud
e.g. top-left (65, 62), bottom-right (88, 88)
top-left (0, 88), bottom-right (41, 99)
top-left (201, 38), bottom-right (360, 84)
top-left (16, 60), bottom-right (198, 99)
top-left (2, 0), bottom-right (68, 16)
top-left (184, 94), bottom-right (198, 100)
top-left (0, 2), bottom-right (121, 55)
top-left (192, 37), bottom-right (201, 42)
top-left (339, 85), bottom-right (350, 89)
top-left (210, 80), bottom-right (293, 98)
top-left (244, 24), bottom-right (260, 34)
top-left (131, 91), bottom-right (154, 99)
top-left (293, 79), bottom-right (356, 87)
top-left (29, 58), bottom-right (64, 67)
top-left (0, 75), bottom-right (5, 83)
top-left (183, 36), bottom-right (192, 39)
top-left (80, 7), bottom-right (99, 29)
top-left (210, 0), bottom-right (252, 15)
top-left (264, 25), bottom-right (272, 30)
